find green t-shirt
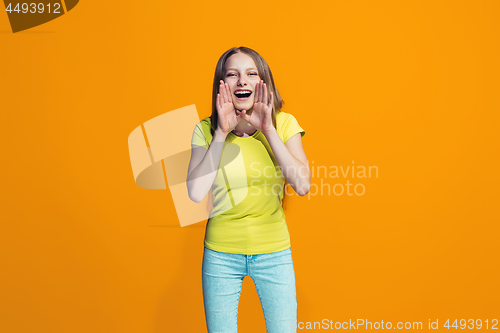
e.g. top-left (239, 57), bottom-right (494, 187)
top-left (190, 111), bottom-right (305, 254)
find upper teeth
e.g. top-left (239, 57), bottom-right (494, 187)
top-left (235, 91), bottom-right (251, 94)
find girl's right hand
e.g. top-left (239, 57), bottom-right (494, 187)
top-left (216, 80), bottom-right (244, 135)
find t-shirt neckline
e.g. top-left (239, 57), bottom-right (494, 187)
top-left (228, 129), bottom-right (260, 139)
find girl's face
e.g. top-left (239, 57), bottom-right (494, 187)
top-left (224, 53), bottom-right (262, 111)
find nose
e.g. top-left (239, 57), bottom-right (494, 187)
top-left (237, 76), bottom-right (247, 86)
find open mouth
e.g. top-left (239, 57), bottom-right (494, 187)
top-left (234, 90), bottom-right (252, 101)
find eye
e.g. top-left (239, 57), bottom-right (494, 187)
top-left (227, 73), bottom-right (236, 77)
top-left (249, 73), bottom-right (258, 76)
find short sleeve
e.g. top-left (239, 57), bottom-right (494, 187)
top-left (282, 114), bottom-right (305, 143)
top-left (191, 122), bottom-right (208, 149)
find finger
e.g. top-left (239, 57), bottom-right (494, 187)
top-left (225, 82), bottom-right (231, 104)
top-left (220, 80), bottom-right (227, 104)
top-left (218, 80), bottom-right (222, 98)
top-left (226, 83), bottom-right (233, 104)
top-left (254, 81), bottom-right (259, 103)
top-left (217, 93), bottom-right (221, 111)
top-left (237, 110), bottom-right (246, 123)
top-left (269, 91), bottom-right (274, 109)
top-left (242, 110), bottom-right (250, 122)
top-left (226, 82), bottom-right (233, 104)
top-left (236, 109), bottom-right (244, 121)
top-left (218, 80), bottom-right (223, 104)
top-left (263, 82), bottom-right (268, 105)
top-left (256, 80), bottom-right (261, 104)
top-left (257, 80), bottom-right (261, 104)
top-left (260, 80), bottom-right (265, 104)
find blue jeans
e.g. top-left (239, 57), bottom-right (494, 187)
top-left (202, 247), bottom-right (297, 333)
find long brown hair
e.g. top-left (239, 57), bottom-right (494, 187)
top-left (209, 47), bottom-right (284, 136)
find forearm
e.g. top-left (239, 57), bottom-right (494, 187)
top-left (263, 128), bottom-right (311, 196)
top-left (187, 130), bottom-right (228, 203)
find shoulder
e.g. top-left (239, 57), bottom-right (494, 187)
top-left (276, 110), bottom-right (292, 124)
top-left (199, 117), bottom-right (211, 127)
top-left (276, 111), bottom-right (301, 127)
top-left (192, 117), bottom-right (214, 146)
top-left (276, 111), bottom-right (305, 143)
top-left (194, 117), bottom-right (212, 133)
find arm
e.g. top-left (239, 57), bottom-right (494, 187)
top-left (241, 79), bottom-right (311, 196)
top-left (186, 80), bottom-right (244, 203)
top-left (263, 128), bottom-right (311, 196)
top-left (186, 129), bottom-right (228, 203)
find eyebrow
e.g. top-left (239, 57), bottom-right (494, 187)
top-left (226, 68), bottom-right (258, 71)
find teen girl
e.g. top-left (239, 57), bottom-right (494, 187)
top-left (187, 46), bottom-right (310, 332)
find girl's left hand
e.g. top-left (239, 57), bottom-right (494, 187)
top-left (241, 80), bottom-right (275, 134)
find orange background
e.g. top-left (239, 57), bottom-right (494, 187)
top-left (1, 0), bottom-right (499, 332)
